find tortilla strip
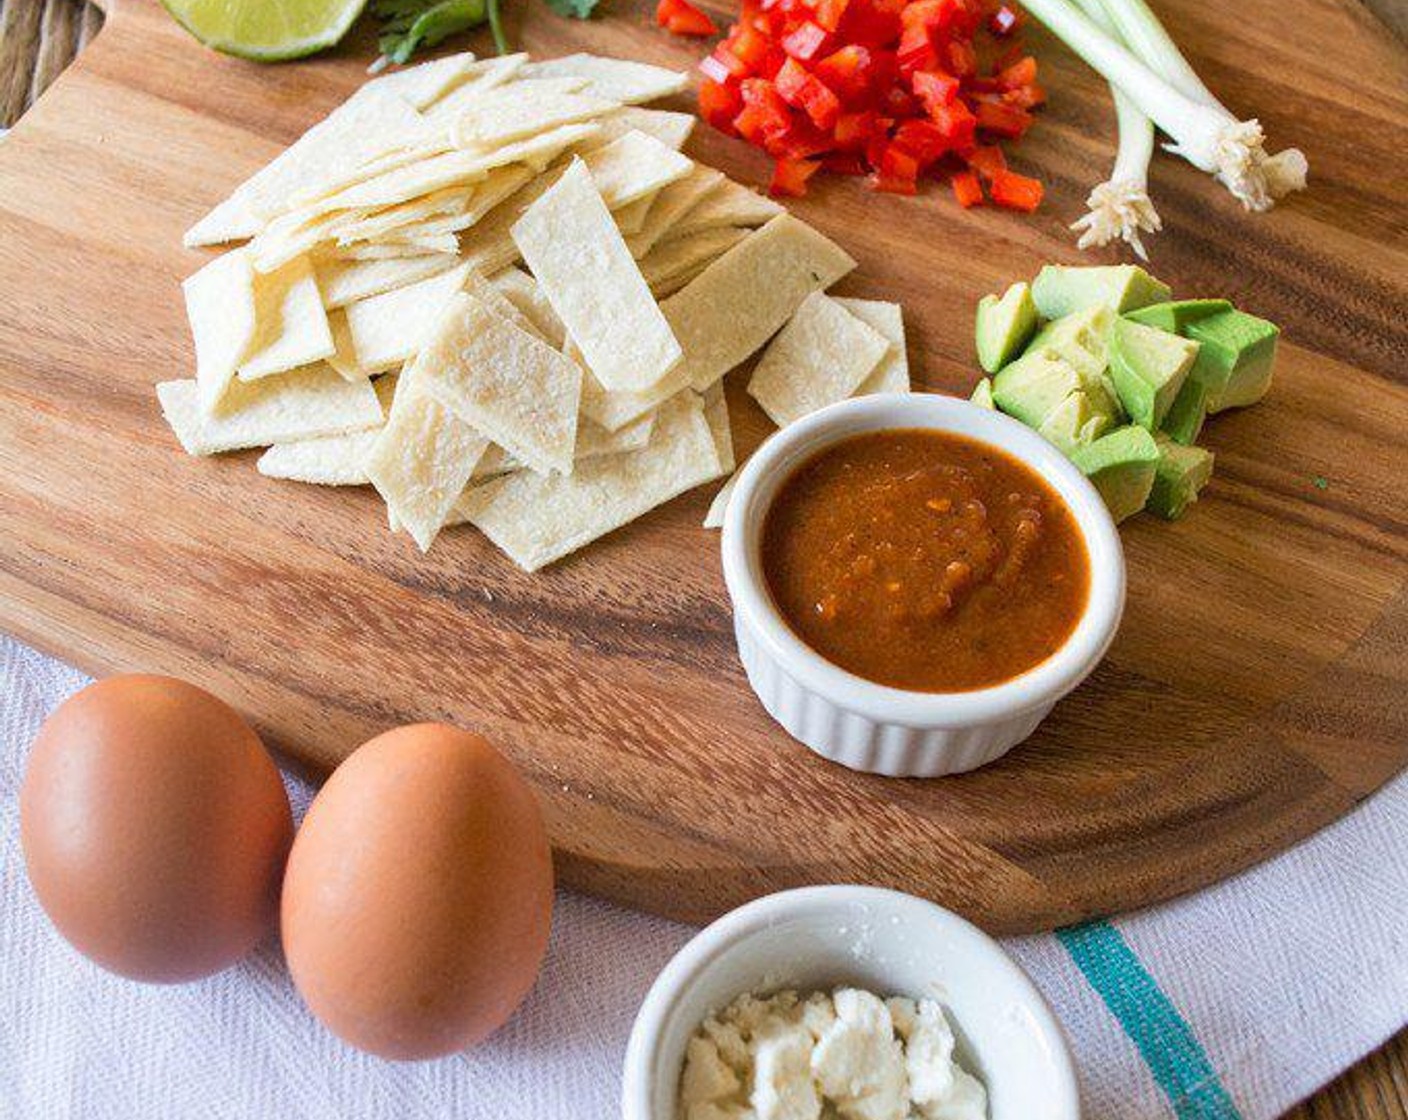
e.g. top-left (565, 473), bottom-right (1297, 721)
top-left (462, 269), bottom-right (547, 341)
top-left (452, 87), bottom-right (616, 149)
top-left (316, 253), bottom-right (459, 309)
top-left (342, 263), bottom-right (471, 374)
top-left (662, 214), bottom-right (857, 393)
top-left (183, 248), bottom-right (257, 415)
top-left (330, 185), bottom-right (475, 246)
top-left (158, 365), bottom-right (382, 456)
top-left (519, 54), bottom-right (689, 104)
top-left (835, 297), bottom-right (910, 395)
top-left (702, 472), bottom-right (737, 529)
top-left (490, 267), bottom-right (566, 347)
top-left (184, 85), bottom-right (437, 245)
top-left (613, 192), bottom-right (657, 236)
top-left (668, 179), bottom-right (784, 240)
top-left (248, 207), bottom-right (355, 274)
top-left (365, 370), bottom-right (491, 552)
top-left (747, 291), bottom-right (889, 426)
top-left (456, 391), bottom-right (721, 571)
top-left (701, 382), bottom-right (735, 472)
top-left (416, 292), bottom-right (581, 476)
top-left (422, 53), bottom-right (531, 124)
top-left (237, 255), bottom-right (336, 381)
top-left (578, 356), bottom-right (690, 433)
top-left (468, 408), bottom-right (655, 482)
top-left (337, 240), bottom-right (448, 261)
top-left (639, 226), bottom-right (748, 296)
top-left (256, 374), bottom-right (399, 484)
top-left (627, 166), bottom-right (724, 259)
top-left (368, 52), bottom-right (478, 110)
top-left (512, 160), bottom-right (681, 394)
top-left (579, 130), bottom-right (693, 208)
top-left (591, 107), bottom-right (696, 151)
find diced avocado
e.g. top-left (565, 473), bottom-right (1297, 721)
top-left (1160, 376), bottom-right (1210, 446)
top-left (1147, 436), bottom-right (1215, 520)
top-left (975, 281), bottom-right (1039, 373)
top-left (1107, 317), bottom-right (1200, 431)
top-left (991, 350), bottom-right (1083, 428)
top-left (1125, 299), bottom-right (1232, 333)
top-left (1037, 391), bottom-right (1111, 455)
top-left (1185, 309), bottom-right (1279, 412)
top-left (1031, 265), bottom-right (1172, 319)
top-left (969, 377), bottom-right (995, 409)
top-left (1070, 426), bottom-right (1160, 523)
top-left (1028, 304), bottom-right (1115, 380)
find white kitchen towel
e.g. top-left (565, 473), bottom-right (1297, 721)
top-left (1, 634), bottom-right (1404, 1120)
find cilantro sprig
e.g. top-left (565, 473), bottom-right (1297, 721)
top-left (374, 0), bottom-right (601, 63)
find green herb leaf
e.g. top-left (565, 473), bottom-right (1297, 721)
top-left (544, 0), bottom-right (600, 19)
top-left (373, 0), bottom-right (490, 64)
top-left (1312, 475), bottom-right (1329, 491)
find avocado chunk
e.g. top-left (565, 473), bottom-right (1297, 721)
top-left (1185, 308), bottom-right (1279, 412)
top-left (1037, 391), bottom-right (1111, 454)
top-left (1028, 304), bottom-right (1115, 380)
top-left (1031, 265), bottom-right (1172, 319)
top-left (1125, 299), bottom-right (1232, 333)
top-left (1147, 436), bottom-right (1215, 520)
top-left (975, 281), bottom-right (1039, 373)
top-left (1070, 426), bottom-right (1160, 523)
top-left (969, 377), bottom-right (995, 409)
top-left (1160, 376), bottom-right (1210, 445)
top-left (991, 350), bottom-right (1083, 428)
top-left (1107, 317), bottom-right (1200, 431)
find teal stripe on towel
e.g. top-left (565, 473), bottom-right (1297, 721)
top-left (1058, 921), bottom-right (1243, 1120)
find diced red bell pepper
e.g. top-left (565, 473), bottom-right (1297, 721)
top-left (870, 144), bottom-right (920, 193)
top-left (974, 99), bottom-right (1031, 138)
top-left (928, 97), bottom-right (976, 149)
top-left (996, 55), bottom-right (1037, 89)
top-left (822, 151), bottom-right (869, 175)
top-left (813, 44), bottom-right (874, 102)
top-left (657, 0), bottom-right (719, 36)
top-left (910, 68), bottom-right (959, 110)
top-left (966, 143), bottom-right (1006, 180)
top-left (988, 3), bottom-right (1022, 36)
top-left (725, 23), bottom-right (773, 69)
top-left (836, 0), bottom-right (902, 46)
top-left (951, 168), bottom-right (984, 207)
top-left (891, 118), bottom-right (950, 166)
top-left (765, 115), bottom-right (834, 158)
top-left (896, 23), bottom-right (938, 75)
top-left (946, 39), bottom-right (977, 78)
top-left (832, 108), bottom-right (883, 150)
top-left (698, 77), bottom-right (744, 132)
top-left (1003, 82), bottom-right (1046, 109)
top-left (709, 45), bottom-right (751, 79)
top-left (813, 0), bottom-right (850, 32)
top-left (770, 157), bottom-right (822, 196)
top-left (699, 54), bottom-right (736, 85)
top-left (989, 168), bottom-right (1043, 210)
top-left (734, 77), bottom-right (794, 144)
top-left (782, 20), bottom-right (833, 61)
top-left (774, 57), bottom-right (842, 129)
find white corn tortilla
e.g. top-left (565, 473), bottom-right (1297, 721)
top-left (701, 382), bottom-right (735, 472)
top-left (423, 53), bottom-right (531, 123)
top-left (639, 226), bottom-right (748, 295)
top-left (316, 252), bottom-right (459, 309)
top-left (512, 159), bottom-right (681, 394)
top-left (668, 179), bottom-right (784, 239)
top-left (184, 84), bottom-right (437, 245)
top-left (237, 255), bottom-right (336, 381)
top-left (591, 106), bottom-right (696, 151)
top-left (747, 291), bottom-right (890, 426)
top-left (662, 213), bottom-right (856, 392)
top-left (627, 166), bottom-right (724, 259)
top-left (416, 292), bottom-right (581, 476)
top-left (368, 52), bottom-right (478, 110)
top-left (183, 248), bottom-right (257, 415)
top-left (158, 365), bottom-right (382, 456)
top-left (612, 192), bottom-right (657, 236)
top-left (462, 269), bottom-right (546, 341)
top-left (490, 266), bottom-right (566, 347)
top-left (835, 297), bottom-right (910, 395)
top-left (256, 374), bottom-right (399, 484)
top-left (364, 370), bottom-right (491, 552)
top-left (342, 263), bottom-right (470, 374)
top-left (467, 407), bottom-right (655, 484)
top-left (520, 54), bottom-right (689, 105)
top-left (330, 185), bottom-right (475, 246)
top-left (702, 471), bottom-right (737, 529)
top-left (455, 390), bottom-right (721, 571)
top-left (579, 130), bottom-right (693, 208)
top-left (452, 87), bottom-right (616, 149)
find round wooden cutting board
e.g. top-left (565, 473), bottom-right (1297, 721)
top-left (0, 0), bottom-right (1403, 932)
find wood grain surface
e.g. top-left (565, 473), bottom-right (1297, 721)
top-left (0, 1), bottom-right (1404, 1117)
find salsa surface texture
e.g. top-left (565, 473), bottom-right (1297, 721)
top-left (761, 428), bottom-right (1090, 692)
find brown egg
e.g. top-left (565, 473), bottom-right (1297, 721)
top-left (282, 723), bottom-right (553, 1060)
top-left (20, 674), bottom-right (294, 983)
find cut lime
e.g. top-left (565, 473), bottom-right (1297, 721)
top-left (160, 0), bottom-right (368, 62)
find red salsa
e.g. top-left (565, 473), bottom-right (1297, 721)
top-left (761, 428), bottom-right (1089, 691)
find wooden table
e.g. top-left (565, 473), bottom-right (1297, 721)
top-left (0, 1), bottom-right (1402, 1116)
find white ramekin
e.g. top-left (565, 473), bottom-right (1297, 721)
top-left (622, 885), bottom-right (1080, 1120)
top-left (721, 392), bottom-right (1125, 778)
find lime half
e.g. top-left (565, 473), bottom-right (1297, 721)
top-left (161, 0), bottom-right (368, 62)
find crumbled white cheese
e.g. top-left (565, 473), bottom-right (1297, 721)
top-left (677, 988), bottom-right (986, 1120)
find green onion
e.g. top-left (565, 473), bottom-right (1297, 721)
top-left (1069, 0), bottom-right (1161, 258)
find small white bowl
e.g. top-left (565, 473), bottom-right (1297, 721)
top-left (622, 885), bottom-right (1080, 1120)
top-left (721, 392), bottom-right (1125, 778)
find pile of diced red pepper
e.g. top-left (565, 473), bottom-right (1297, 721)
top-left (675, 0), bottom-right (1046, 208)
